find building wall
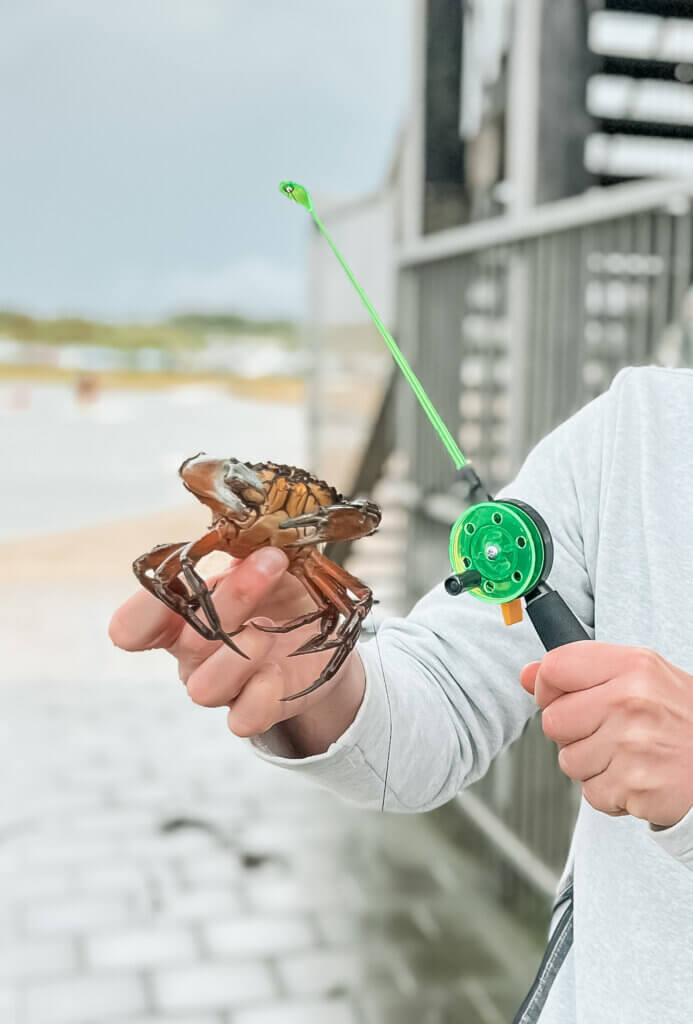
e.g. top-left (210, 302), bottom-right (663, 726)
top-left (536, 0), bottom-right (601, 203)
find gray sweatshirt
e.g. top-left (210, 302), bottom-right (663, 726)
top-left (252, 365), bottom-right (693, 1023)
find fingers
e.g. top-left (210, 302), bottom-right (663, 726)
top-left (534, 641), bottom-right (636, 696)
top-left (521, 659), bottom-right (565, 708)
top-left (109, 546), bottom-right (289, 656)
top-left (184, 620), bottom-right (277, 705)
top-left (227, 662), bottom-right (287, 737)
top-left (557, 725), bottom-right (613, 782)
top-left (520, 661), bottom-right (541, 695)
top-left (541, 686), bottom-right (615, 745)
top-left (581, 768), bottom-right (628, 817)
top-left (171, 547), bottom-right (289, 672)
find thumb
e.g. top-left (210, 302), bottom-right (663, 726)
top-left (521, 660), bottom-right (542, 695)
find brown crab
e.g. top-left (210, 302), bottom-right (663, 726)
top-left (133, 455), bottom-right (381, 700)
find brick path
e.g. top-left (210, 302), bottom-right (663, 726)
top-left (1, 517), bottom-right (543, 1024)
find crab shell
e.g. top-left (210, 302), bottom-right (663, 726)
top-left (179, 455), bottom-right (344, 559)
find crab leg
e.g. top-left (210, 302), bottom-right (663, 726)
top-left (157, 532), bottom-right (249, 657)
top-left (279, 500), bottom-right (381, 546)
top-left (282, 550), bottom-right (373, 701)
top-left (251, 558), bottom-right (328, 635)
top-left (251, 607), bottom-right (325, 634)
top-left (132, 542), bottom-right (219, 634)
top-left (290, 555), bottom-right (371, 654)
top-left (275, 564), bottom-right (341, 649)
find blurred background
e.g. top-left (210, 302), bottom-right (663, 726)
top-left (2, 1), bottom-right (693, 1022)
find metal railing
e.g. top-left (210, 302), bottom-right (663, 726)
top-left (387, 178), bottom-right (693, 909)
top-left (311, 178), bottom-right (693, 909)
top-left (326, 368), bottom-right (397, 568)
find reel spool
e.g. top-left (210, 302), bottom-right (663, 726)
top-left (446, 500), bottom-right (554, 626)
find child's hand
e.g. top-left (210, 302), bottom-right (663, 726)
top-left (109, 547), bottom-right (365, 753)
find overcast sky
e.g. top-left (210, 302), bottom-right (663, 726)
top-left (0, 1), bottom-right (411, 321)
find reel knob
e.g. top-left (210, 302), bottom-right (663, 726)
top-left (444, 569), bottom-right (482, 596)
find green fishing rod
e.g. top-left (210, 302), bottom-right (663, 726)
top-left (280, 180), bottom-right (588, 650)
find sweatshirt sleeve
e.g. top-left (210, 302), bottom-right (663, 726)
top-left (249, 370), bottom-right (628, 811)
top-left (649, 808), bottom-right (693, 871)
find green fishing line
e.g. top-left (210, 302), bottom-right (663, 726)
top-left (279, 180), bottom-right (467, 470)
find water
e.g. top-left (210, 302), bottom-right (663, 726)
top-left (0, 381), bottom-right (306, 540)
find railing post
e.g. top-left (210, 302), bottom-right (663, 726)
top-left (395, 266), bottom-right (422, 607)
top-left (506, 246), bottom-right (531, 478)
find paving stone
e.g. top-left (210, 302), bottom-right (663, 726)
top-left (76, 861), bottom-right (149, 894)
top-left (86, 924), bottom-right (198, 968)
top-left (0, 937), bottom-right (77, 980)
top-left (233, 999), bottom-right (358, 1024)
top-left (5, 835), bottom-right (120, 869)
top-left (157, 885), bottom-right (242, 922)
top-left (246, 875), bottom-right (366, 914)
top-left (275, 947), bottom-right (395, 998)
top-left (124, 831), bottom-right (218, 861)
top-left (0, 867), bottom-right (71, 900)
top-left (204, 914), bottom-right (314, 957)
top-left (23, 973), bottom-right (146, 1024)
top-left (70, 806), bottom-right (156, 836)
top-left (102, 1017), bottom-right (220, 1024)
top-left (152, 962), bottom-right (276, 1012)
top-left (177, 851), bottom-right (241, 885)
top-left (23, 895), bottom-right (132, 934)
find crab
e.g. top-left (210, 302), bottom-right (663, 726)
top-left (133, 455), bottom-right (381, 700)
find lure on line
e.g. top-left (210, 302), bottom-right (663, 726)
top-left (280, 179), bottom-right (588, 652)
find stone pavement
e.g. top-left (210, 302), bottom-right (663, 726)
top-left (0, 515), bottom-right (543, 1024)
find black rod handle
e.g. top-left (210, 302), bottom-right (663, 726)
top-left (524, 584), bottom-right (589, 651)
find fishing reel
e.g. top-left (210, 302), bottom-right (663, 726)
top-left (445, 467), bottom-right (588, 651)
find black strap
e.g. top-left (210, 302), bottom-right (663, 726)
top-left (511, 884), bottom-right (574, 1024)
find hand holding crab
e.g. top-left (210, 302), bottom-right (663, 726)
top-left (521, 641), bottom-right (693, 828)
top-left (113, 455), bottom-right (380, 710)
top-left (110, 543), bottom-right (369, 746)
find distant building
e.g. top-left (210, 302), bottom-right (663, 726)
top-left (308, 0), bottom-right (693, 489)
top-left (414, 0), bottom-right (693, 231)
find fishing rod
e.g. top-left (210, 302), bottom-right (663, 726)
top-left (280, 180), bottom-right (588, 652)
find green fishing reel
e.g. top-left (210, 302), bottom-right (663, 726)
top-left (445, 498), bottom-right (554, 625)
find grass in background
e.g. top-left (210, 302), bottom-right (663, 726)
top-left (0, 311), bottom-right (300, 350)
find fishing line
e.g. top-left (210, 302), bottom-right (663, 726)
top-left (370, 605), bottom-right (393, 812)
top-left (279, 181), bottom-right (467, 471)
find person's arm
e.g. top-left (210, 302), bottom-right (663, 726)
top-left (249, 369), bottom-right (631, 811)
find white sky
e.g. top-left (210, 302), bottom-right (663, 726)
top-left (0, 0), bottom-right (411, 320)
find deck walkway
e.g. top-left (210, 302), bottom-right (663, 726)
top-left (0, 510), bottom-right (543, 1024)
